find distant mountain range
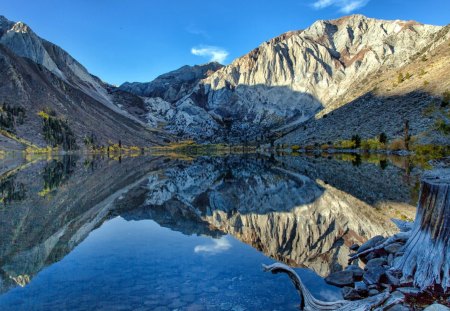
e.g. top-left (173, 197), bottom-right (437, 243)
top-left (0, 14), bottom-right (449, 150)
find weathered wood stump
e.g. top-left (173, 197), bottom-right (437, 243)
top-left (394, 169), bottom-right (450, 291)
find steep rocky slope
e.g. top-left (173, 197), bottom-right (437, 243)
top-left (122, 14), bottom-right (446, 143)
top-left (277, 25), bottom-right (450, 146)
top-left (0, 16), bottom-right (169, 150)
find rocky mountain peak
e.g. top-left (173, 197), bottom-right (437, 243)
top-left (119, 62), bottom-right (224, 103)
top-left (10, 21), bottom-right (32, 34)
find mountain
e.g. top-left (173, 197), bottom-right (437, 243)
top-left (0, 16), bottom-right (170, 150)
top-left (119, 62), bottom-right (223, 103)
top-left (120, 14), bottom-right (449, 145)
top-left (1, 14), bottom-right (448, 149)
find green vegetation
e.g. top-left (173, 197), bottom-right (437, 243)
top-left (442, 90), bottom-right (450, 108)
top-left (38, 157), bottom-right (76, 197)
top-left (38, 109), bottom-right (77, 151)
top-left (0, 175), bottom-right (26, 206)
top-left (397, 72), bottom-right (412, 84)
top-left (0, 103), bottom-right (25, 132)
top-left (412, 144), bottom-right (450, 167)
top-left (435, 119), bottom-right (450, 135)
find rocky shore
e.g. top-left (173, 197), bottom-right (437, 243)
top-left (324, 222), bottom-right (450, 310)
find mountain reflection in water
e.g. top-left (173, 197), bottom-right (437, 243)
top-left (0, 154), bottom-right (417, 310)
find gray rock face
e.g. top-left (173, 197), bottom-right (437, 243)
top-left (123, 14), bottom-right (442, 143)
top-left (120, 63), bottom-right (223, 103)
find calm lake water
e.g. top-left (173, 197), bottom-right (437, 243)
top-left (0, 153), bottom-right (419, 310)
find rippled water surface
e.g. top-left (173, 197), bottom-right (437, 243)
top-left (0, 153), bottom-right (419, 310)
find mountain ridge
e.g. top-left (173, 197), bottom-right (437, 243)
top-left (0, 14), bottom-right (448, 150)
top-left (119, 14), bottom-right (449, 146)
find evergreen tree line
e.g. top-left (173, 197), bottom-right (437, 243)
top-left (0, 103), bottom-right (26, 132)
top-left (40, 110), bottom-right (77, 151)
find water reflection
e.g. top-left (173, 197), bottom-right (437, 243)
top-left (0, 153), bottom-right (418, 310)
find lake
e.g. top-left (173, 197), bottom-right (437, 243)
top-left (0, 153), bottom-right (419, 310)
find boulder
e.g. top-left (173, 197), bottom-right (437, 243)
top-left (423, 304), bottom-right (450, 311)
top-left (342, 286), bottom-right (362, 300)
top-left (363, 266), bottom-right (386, 285)
top-left (365, 258), bottom-right (387, 270)
top-left (350, 244), bottom-right (360, 251)
top-left (345, 265), bottom-right (364, 278)
top-left (354, 281), bottom-right (368, 295)
top-left (368, 289), bottom-right (380, 296)
top-left (325, 271), bottom-right (355, 287)
top-left (385, 271), bottom-right (401, 286)
top-left (384, 243), bottom-right (404, 254)
top-left (387, 304), bottom-right (411, 311)
top-left (358, 235), bottom-right (386, 253)
top-left (396, 287), bottom-right (421, 296)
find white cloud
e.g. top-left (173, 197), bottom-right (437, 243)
top-left (191, 45), bottom-right (229, 64)
top-left (312, 0), bottom-right (369, 13)
top-left (194, 237), bottom-right (232, 254)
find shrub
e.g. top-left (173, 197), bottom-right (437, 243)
top-left (320, 144), bottom-right (329, 150)
top-left (405, 72), bottom-right (412, 80)
top-left (389, 138), bottom-right (406, 151)
top-left (361, 138), bottom-right (384, 150)
top-left (334, 140), bottom-right (355, 149)
top-left (435, 119), bottom-right (450, 135)
top-left (397, 72), bottom-right (404, 84)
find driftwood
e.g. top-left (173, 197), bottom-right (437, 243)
top-left (394, 169), bottom-right (450, 291)
top-left (263, 263), bottom-right (390, 310)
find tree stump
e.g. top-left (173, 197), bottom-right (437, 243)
top-left (394, 169), bottom-right (450, 291)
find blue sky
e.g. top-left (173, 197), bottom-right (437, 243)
top-left (1, 0), bottom-right (449, 85)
